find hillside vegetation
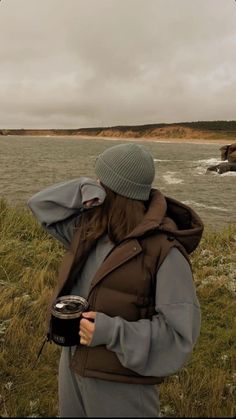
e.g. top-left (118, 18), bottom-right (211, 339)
top-left (1, 120), bottom-right (236, 141)
top-left (0, 199), bottom-right (235, 417)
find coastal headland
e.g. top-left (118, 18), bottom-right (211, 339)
top-left (1, 120), bottom-right (236, 145)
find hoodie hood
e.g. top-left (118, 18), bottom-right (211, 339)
top-left (162, 195), bottom-right (204, 254)
top-left (127, 188), bottom-right (204, 254)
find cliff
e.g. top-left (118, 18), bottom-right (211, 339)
top-left (1, 120), bottom-right (236, 140)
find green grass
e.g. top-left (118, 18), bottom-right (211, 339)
top-left (0, 199), bottom-right (235, 417)
top-left (159, 226), bottom-right (236, 418)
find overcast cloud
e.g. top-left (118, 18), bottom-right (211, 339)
top-left (0, 0), bottom-right (236, 128)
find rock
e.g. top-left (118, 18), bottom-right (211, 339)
top-left (220, 143), bottom-right (236, 163)
top-left (207, 143), bottom-right (236, 174)
top-left (207, 162), bottom-right (236, 174)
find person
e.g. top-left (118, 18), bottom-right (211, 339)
top-left (28, 142), bottom-right (203, 418)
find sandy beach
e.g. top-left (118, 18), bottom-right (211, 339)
top-left (69, 134), bottom-right (232, 145)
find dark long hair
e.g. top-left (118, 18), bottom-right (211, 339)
top-left (74, 183), bottom-right (147, 264)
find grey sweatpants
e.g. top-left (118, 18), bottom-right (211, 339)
top-left (58, 347), bottom-right (160, 417)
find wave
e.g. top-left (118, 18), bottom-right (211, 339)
top-left (194, 164), bottom-right (236, 176)
top-left (155, 158), bottom-right (222, 165)
top-left (183, 200), bottom-right (229, 212)
top-left (162, 172), bottom-right (184, 185)
top-left (196, 158), bottom-right (222, 165)
top-left (194, 157), bottom-right (224, 175)
top-left (154, 158), bottom-right (185, 162)
top-left (221, 171), bottom-right (236, 177)
top-left (154, 158), bottom-right (172, 162)
top-left (194, 166), bottom-right (209, 175)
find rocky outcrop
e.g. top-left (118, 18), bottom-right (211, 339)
top-left (207, 162), bottom-right (236, 174)
top-left (207, 143), bottom-right (236, 174)
top-left (220, 143), bottom-right (236, 163)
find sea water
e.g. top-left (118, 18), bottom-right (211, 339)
top-left (0, 135), bottom-right (235, 228)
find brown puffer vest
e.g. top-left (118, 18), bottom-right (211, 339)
top-left (47, 189), bottom-right (204, 384)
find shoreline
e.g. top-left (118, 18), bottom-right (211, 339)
top-left (75, 134), bottom-right (231, 145)
top-left (2, 134), bottom-right (231, 145)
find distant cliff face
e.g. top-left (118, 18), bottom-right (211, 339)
top-left (96, 126), bottom-right (219, 139)
top-left (0, 129), bottom-right (79, 136)
top-left (1, 121), bottom-right (236, 140)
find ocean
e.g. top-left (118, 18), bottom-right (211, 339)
top-left (0, 135), bottom-right (235, 228)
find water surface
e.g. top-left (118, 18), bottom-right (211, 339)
top-left (0, 136), bottom-right (235, 228)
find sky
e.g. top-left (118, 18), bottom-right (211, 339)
top-left (0, 0), bottom-right (236, 129)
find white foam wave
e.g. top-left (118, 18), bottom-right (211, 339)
top-left (195, 166), bottom-right (221, 175)
top-left (197, 158), bottom-right (222, 165)
top-left (162, 172), bottom-right (184, 185)
top-left (193, 157), bottom-right (228, 175)
top-left (183, 200), bottom-right (228, 212)
top-left (221, 171), bottom-right (236, 177)
top-left (154, 159), bottom-right (172, 162)
top-left (195, 166), bottom-right (208, 175)
top-left (154, 158), bottom-right (186, 162)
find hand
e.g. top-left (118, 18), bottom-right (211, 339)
top-left (84, 198), bottom-right (99, 208)
top-left (79, 311), bottom-right (97, 345)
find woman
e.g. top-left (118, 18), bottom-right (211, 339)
top-left (28, 142), bottom-right (203, 418)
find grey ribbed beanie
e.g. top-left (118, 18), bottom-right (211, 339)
top-left (95, 143), bottom-right (155, 200)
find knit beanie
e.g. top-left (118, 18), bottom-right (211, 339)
top-left (95, 143), bottom-right (155, 200)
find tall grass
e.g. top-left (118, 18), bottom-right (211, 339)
top-left (0, 199), bottom-right (235, 417)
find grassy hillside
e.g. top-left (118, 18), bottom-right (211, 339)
top-left (1, 120), bottom-right (236, 141)
top-left (0, 199), bottom-right (235, 417)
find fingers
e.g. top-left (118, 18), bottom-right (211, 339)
top-left (80, 337), bottom-right (87, 345)
top-left (82, 311), bottom-right (97, 320)
top-left (80, 318), bottom-right (94, 333)
top-left (84, 198), bottom-right (99, 208)
top-left (79, 317), bottom-right (96, 346)
top-left (79, 329), bottom-right (90, 345)
top-left (79, 326), bottom-right (90, 345)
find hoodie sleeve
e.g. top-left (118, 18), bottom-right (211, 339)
top-left (89, 247), bottom-right (201, 377)
top-left (27, 177), bottom-right (106, 248)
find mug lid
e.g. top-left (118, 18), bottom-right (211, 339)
top-left (52, 295), bottom-right (89, 318)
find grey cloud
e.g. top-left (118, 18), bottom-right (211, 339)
top-left (0, 0), bottom-right (236, 128)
